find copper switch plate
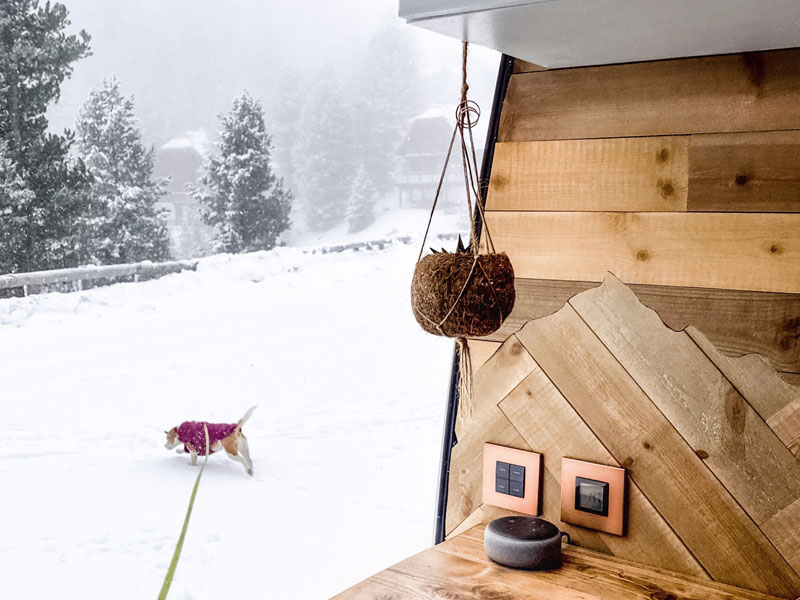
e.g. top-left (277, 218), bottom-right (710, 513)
top-left (482, 443), bottom-right (542, 516)
top-left (561, 457), bottom-right (626, 536)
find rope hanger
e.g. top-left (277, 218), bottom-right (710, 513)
top-left (416, 41), bottom-right (495, 266)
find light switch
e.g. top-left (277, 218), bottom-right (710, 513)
top-left (482, 443), bottom-right (542, 516)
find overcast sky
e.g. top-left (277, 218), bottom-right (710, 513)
top-left (48, 0), bottom-right (499, 147)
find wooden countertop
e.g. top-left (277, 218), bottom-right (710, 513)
top-left (331, 525), bottom-right (789, 599)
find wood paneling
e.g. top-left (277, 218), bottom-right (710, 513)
top-left (445, 403), bottom-right (529, 534)
top-left (499, 364), bottom-right (707, 577)
top-left (499, 49), bottom-right (800, 142)
top-left (514, 304), bottom-right (800, 597)
top-left (571, 276), bottom-right (800, 573)
top-left (483, 211), bottom-right (800, 293)
top-left (334, 526), bottom-right (787, 600)
top-left (688, 326), bottom-right (800, 458)
top-left (442, 47), bottom-right (800, 598)
top-left (479, 278), bottom-right (800, 375)
top-left (487, 138), bottom-right (688, 211)
top-left (448, 281), bottom-right (800, 596)
top-left (688, 130), bottom-right (800, 212)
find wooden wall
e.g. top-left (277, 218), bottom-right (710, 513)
top-left (445, 49), bottom-right (800, 598)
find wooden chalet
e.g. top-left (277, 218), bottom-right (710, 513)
top-left (335, 1), bottom-right (800, 599)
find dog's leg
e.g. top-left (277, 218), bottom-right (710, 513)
top-left (190, 449), bottom-right (198, 466)
top-left (237, 434), bottom-right (254, 476)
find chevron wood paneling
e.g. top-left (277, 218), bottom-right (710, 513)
top-left (476, 278), bottom-right (800, 375)
top-left (447, 280), bottom-right (800, 598)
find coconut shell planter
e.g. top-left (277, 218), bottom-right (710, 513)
top-left (411, 250), bottom-right (515, 338)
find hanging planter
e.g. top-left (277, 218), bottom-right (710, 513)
top-left (411, 249), bottom-right (515, 338)
top-left (409, 43), bottom-right (516, 420)
top-left (410, 66), bottom-right (515, 340)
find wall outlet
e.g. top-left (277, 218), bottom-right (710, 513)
top-left (561, 458), bottom-right (626, 535)
top-left (482, 443), bottom-right (542, 516)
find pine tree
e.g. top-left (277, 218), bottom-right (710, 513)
top-left (76, 77), bottom-right (171, 265)
top-left (352, 26), bottom-right (424, 196)
top-left (0, 142), bottom-right (35, 274)
top-left (294, 79), bottom-right (358, 232)
top-left (0, 0), bottom-right (92, 272)
top-left (192, 92), bottom-right (292, 253)
top-left (346, 164), bottom-right (376, 234)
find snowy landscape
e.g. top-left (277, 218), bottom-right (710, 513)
top-left (0, 210), bottom-right (463, 598)
top-left (0, 1), bottom-right (496, 597)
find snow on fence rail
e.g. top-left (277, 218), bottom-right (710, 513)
top-left (305, 232), bottom-right (460, 255)
top-left (0, 259), bottom-right (198, 294)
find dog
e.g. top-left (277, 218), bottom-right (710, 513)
top-left (165, 406), bottom-right (256, 475)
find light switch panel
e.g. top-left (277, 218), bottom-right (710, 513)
top-left (482, 443), bottom-right (542, 516)
top-left (561, 458), bottom-right (626, 535)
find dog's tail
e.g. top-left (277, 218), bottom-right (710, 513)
top-left (238, 405), bottom-right (258, 427)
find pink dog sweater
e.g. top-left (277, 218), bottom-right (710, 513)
top-left (177, 421), bottom-right (237, 455)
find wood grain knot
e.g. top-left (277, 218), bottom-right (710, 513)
top-left (650, 591), bottom-right (678, 600)
top-left (642, 441), bottom-right (652, 450)
top-left (432, 587), bottom-right (463, 599)
top-left (492, 174), bottom-right (508, 189)
top-left (470, 584), bottom-right (513, 599)
top-left (725, 389), bottom-right (747, 434)
top-left (768, 243), bottom-right (782, 255)
top-left (622, 457), bottom-right (635, 469)
top-left (778, 317), bottom-right (800, 350)
top-left (735, 173), bottom-right (750, 186)
top-left (657, 179), bottom-right (675, 198)
top-left (636, 249), bottom-right (650, 262)
top-left (695, 449), bottom-right (710, 460)
top-left (509, 341), bottom-right (523, 356)
top-left (656, 148), bottom-right (670, 163)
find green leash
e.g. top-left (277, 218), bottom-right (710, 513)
top-left (158, 424), bottom-right (210, 600)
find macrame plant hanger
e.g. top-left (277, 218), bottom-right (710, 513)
top-left (414, 41), bottom-right (499, 423)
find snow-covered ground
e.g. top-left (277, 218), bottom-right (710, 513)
top-left (0, 213), bottom-right (464, 598)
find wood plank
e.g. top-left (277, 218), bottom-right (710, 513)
top-left (570, 276), bottom-right (800, 574)
top-left (783, 372), bottom-right (800, 386)
top-left (335, 525), bottom-right (786, 600)
top-left (442, 528), bottom-right (783, 600)
top-left (478, 278), bottom-right (800, 375)
top-left (688, 130), bottom-right (800, 212)
top-left (445, 404), bottom-right (529, 535)
top-left (514, 305), bottom-right (800, 597)
top-left (499, 364), bottom-right (708, 578)
top-left (499, 49), bottom-right (800, 142)
top-left (482, 211), bottom-right (800, 293)
top-left (762, 498), bottom-right (800, 579)
top-left (456, 335), bottom-right (534, 439)
top-left (688, 326), bottom-right (800, 459)
top-left (465, 339), bottom-right (499, 372)
top-left (487, 138), bottom-right (688, 211)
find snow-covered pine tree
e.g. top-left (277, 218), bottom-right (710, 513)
top-left (0, 142), bottom-right (36, 274)
top-left (346, 164), bottom-right (377, 234)
top-left (294, 79), bottom-right (358, 232)
top-left (192, 92), bottom-right (292, 253)
top-left (352, 26), bottom-right (424, 197)
top-left (0, 0), bottom-right (91, 273)
top-left (76, 77), bottom-right (171, 265)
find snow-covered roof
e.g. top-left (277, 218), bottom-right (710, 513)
top-left (159, 129), bottom-right (212, 157)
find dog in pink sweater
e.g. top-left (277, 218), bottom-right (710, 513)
top-left (165, 406), bottom-right (256, 475)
